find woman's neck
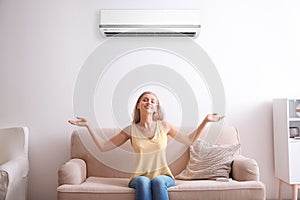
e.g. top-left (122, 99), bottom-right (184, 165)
top-left (138, 114), bottom-right (154, 129)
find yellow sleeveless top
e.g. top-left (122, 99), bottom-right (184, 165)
top-left (130, 121), bottom-right (174, 181)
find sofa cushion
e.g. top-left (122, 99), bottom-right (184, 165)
top-left (57, 177), bottom-right (266, 200)
top-left (57, 177), bottom-right (133, 193)
top-left (176, 140), bottom-right (240, 180)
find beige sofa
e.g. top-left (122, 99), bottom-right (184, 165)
top-left (57, 126), bottom-right (266, 200)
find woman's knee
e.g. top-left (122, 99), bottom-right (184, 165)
top-left (152, 176), bottom-right (164, 185)
top-left (151, 175), bottom-right (174, 189)
top-left (134, 176), bottom-right (151, 189)
top-left (151, 176), bottom-right (167, 190)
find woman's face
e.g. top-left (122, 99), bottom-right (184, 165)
top-left (137, 93), bottom-right (158, 114)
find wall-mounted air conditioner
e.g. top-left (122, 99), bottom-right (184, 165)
top-left (99, 10), bottom-right (201, 38)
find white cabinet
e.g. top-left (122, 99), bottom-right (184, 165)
top-left (273, 98), bottom-right (300, 200)
top-left (290, 142), bottom-right (300, 182)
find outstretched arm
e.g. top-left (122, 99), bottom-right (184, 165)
top-left (167, 113), bottom-right (224, 145)
top-left (68, 117), bottom-right (130, 152)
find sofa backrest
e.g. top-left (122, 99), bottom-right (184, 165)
top-left (70, 125), bottom-right (240, 178)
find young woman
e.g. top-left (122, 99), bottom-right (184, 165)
top-left (68, 91), bottom-right (224, 200)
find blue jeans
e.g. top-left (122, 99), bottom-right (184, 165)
top-left (128, 175), bottom-right (175, 200)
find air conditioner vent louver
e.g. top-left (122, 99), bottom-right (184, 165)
top-left (104, 32), bottom-right (198, 37)
top-left (99, 10), bottom-right (201, 38)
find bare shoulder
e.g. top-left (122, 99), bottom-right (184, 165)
top-left (159, 120), bottom-right (175, 133)
top-left (162, 121), bottom-right (180, 137)
top-left (158, 120), bottom-right (167, 129)
top-left (161, 121), bottom-right (175, 128)
top-left (121, 125), bottom-right (132, 138)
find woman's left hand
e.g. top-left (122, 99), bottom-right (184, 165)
top-left (205, 113), bottom-right (225, 122)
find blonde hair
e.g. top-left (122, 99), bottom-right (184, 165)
top-left (133, 91), bottom-right (164, 124)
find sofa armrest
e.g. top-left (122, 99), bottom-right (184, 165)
top-left (0, 170), bottom-right (8, 200)
top-left (0, 155), bottom-right (29, 187)
top-left (58, 158), bottom-right (86, 185)
top-left (231, 155), bottom-right (260, 181)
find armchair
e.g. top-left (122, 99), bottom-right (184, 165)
top-left (0, 127), bottom-right (29, 200)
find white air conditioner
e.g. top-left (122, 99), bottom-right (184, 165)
top-left (99, 10), bottom-right (201, 38)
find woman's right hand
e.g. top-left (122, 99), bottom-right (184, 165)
top-left (68, 117), bottom-right (89, 127)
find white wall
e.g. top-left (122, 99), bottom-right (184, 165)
top-left (0, 0), bottom-right (299, 199)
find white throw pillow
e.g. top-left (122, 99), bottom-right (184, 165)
top-left (175, 140), bottom-right (241, 180)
